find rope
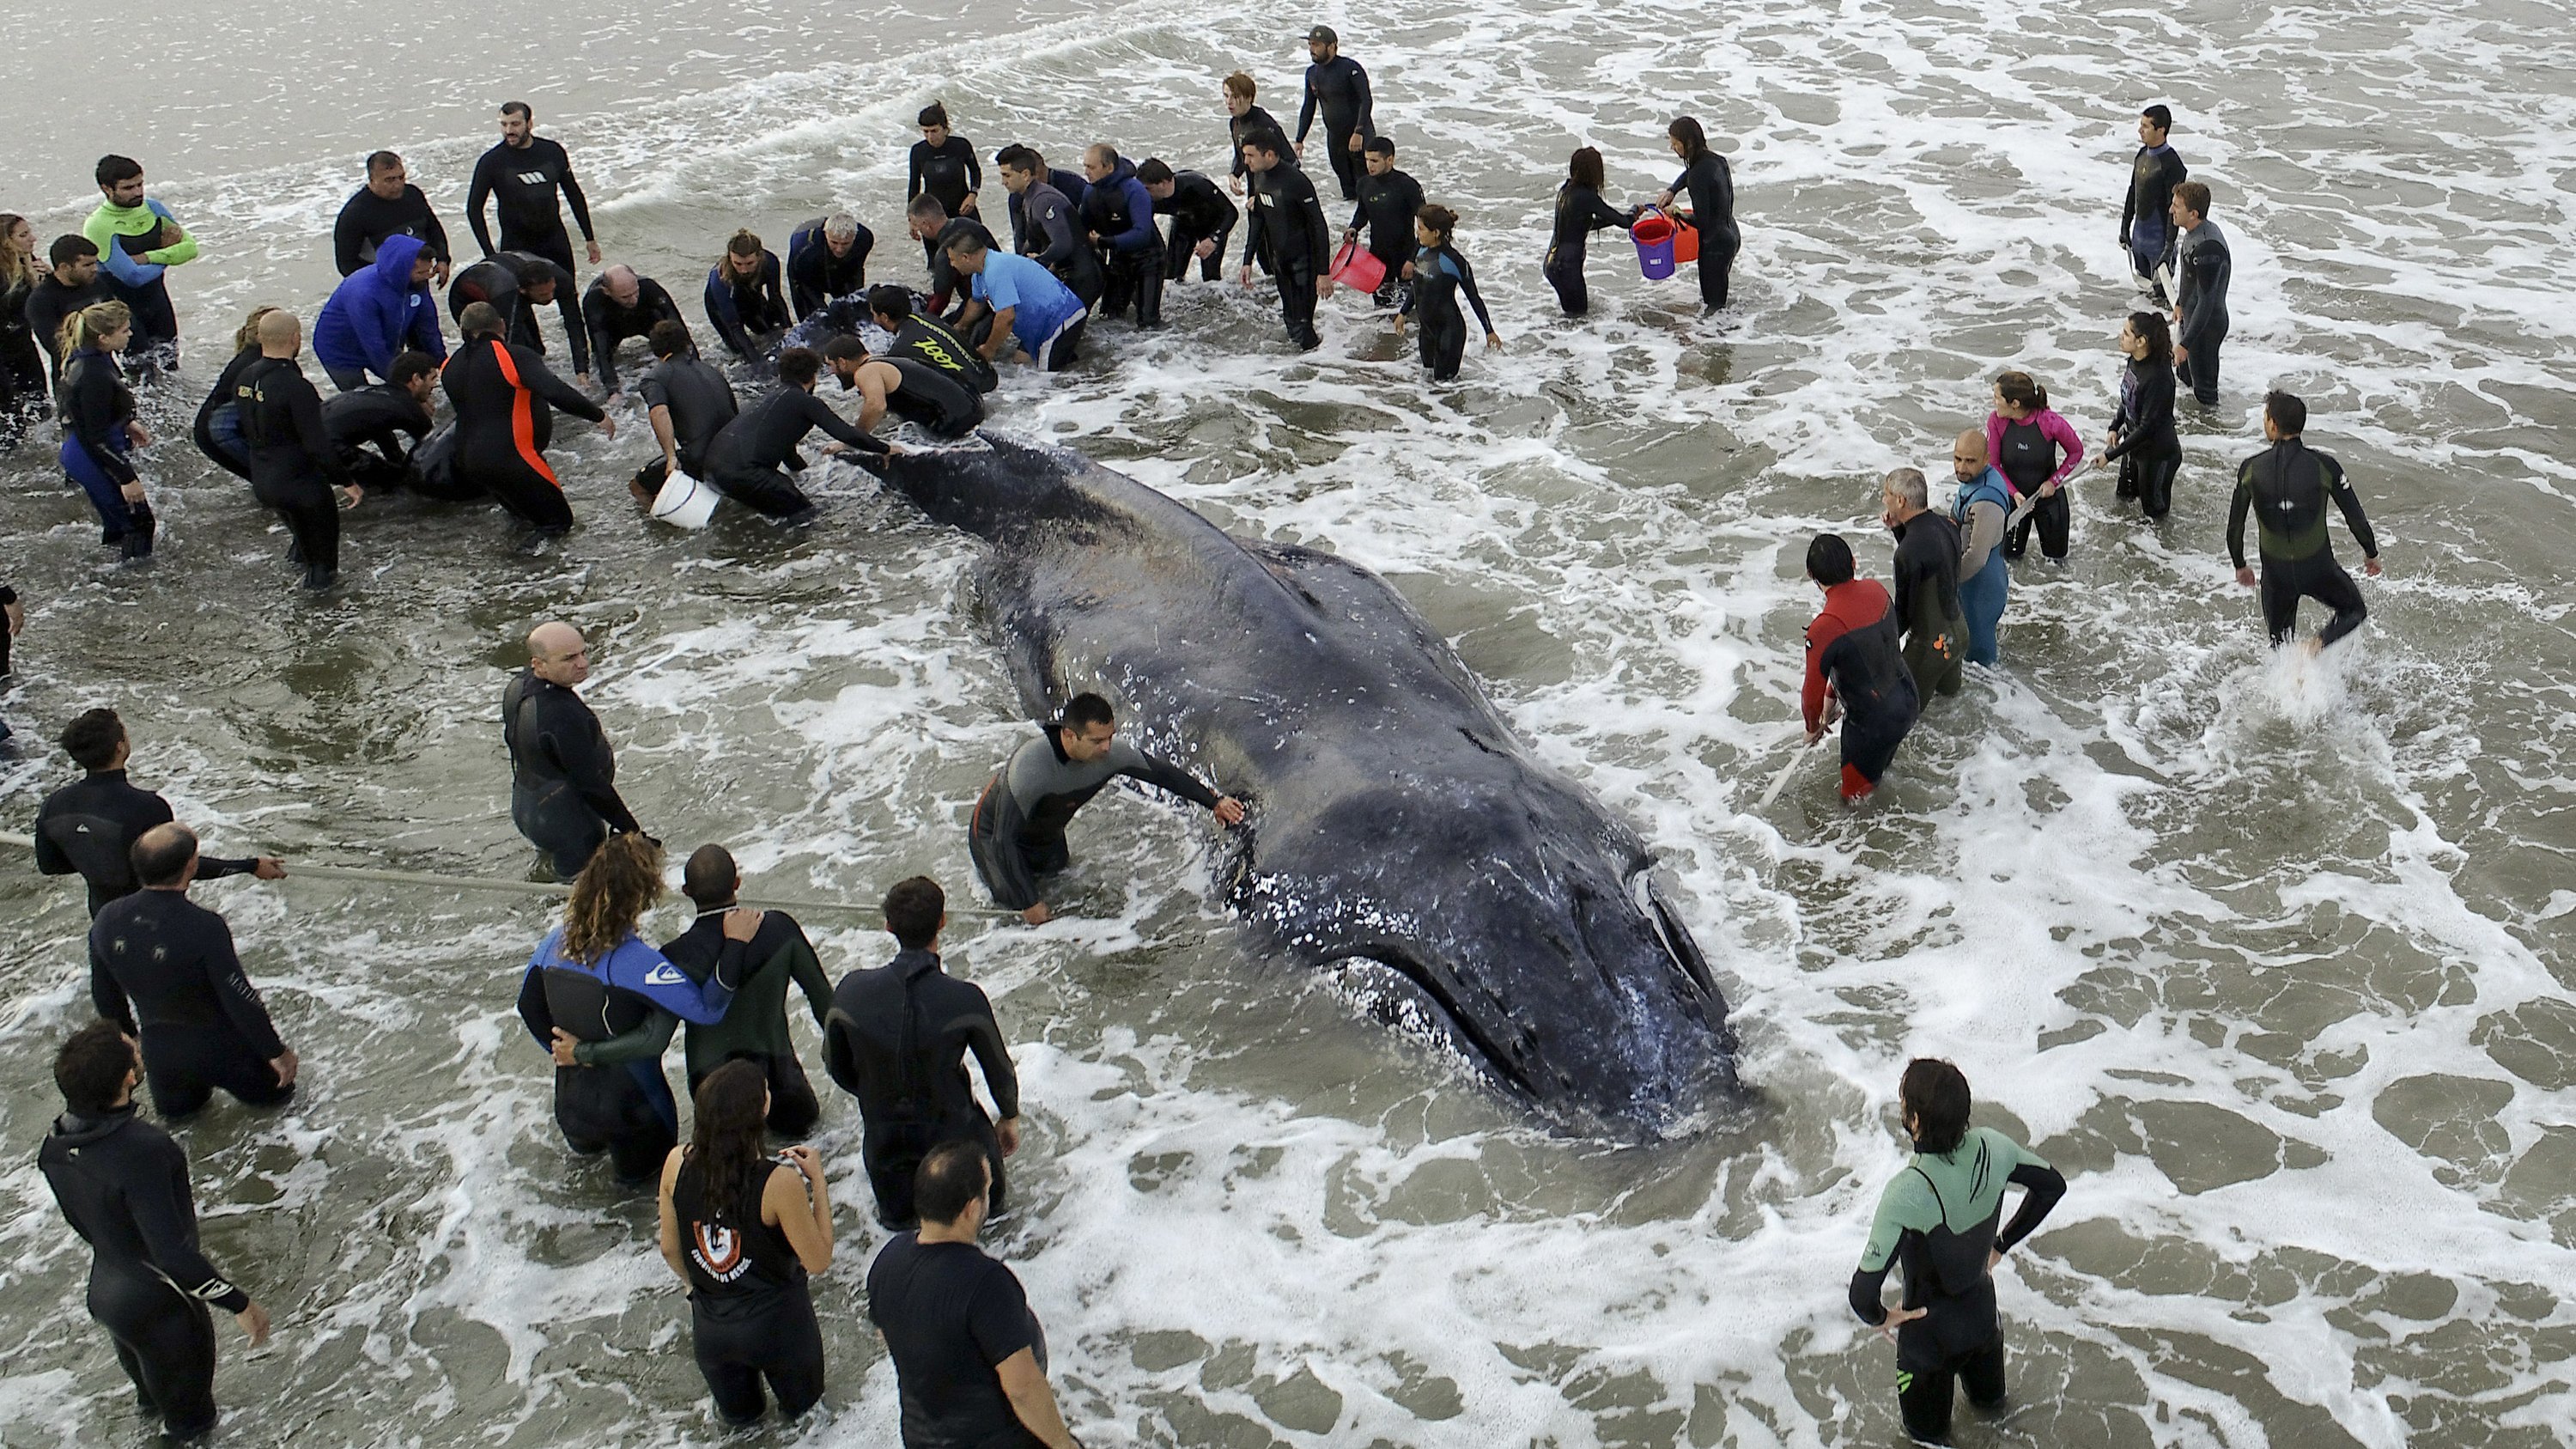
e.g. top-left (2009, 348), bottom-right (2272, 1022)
top-left (0, 832), bottom-right (1019, 919)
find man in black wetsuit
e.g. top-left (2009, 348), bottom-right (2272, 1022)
top-left (581, 265), bottom-right (683, 402)
top-left (334, 150), bottom-right (450, 283)
top-left (26, 235), bottom-right (111, 390)
top-left (2120, 106), bottom-right (2187, 302)
top-left (629, 320), bottom-right (738, 502)
top-left (821, 335), bottom-right (983, 441)
top-left (1296, 26), bottom-right (1376, 202)
top-left (968, 692), bottom-right (1243, 925)
top-left (322, 350), bottom-right (439, 490)
top-left (2229, 391), bottom-right (2384, 651)
top-left (239, 311), bottom-right (364, 589)
top-left (1224, 71), bottom-right (1291, 198)
top-left (503, 620), bottom-right (641, 878)
top-left (1236, 130), bottom-right (1334, 351)
top-left (697, 346), bottom-right (884, 521)
top-left (1881, 468), bottom-right (1966, 703)
top-left (450, 252), bottom-right (591, 387)
top-left (35, 709), bottom-right (283, 919)
top-left (996, 146), bottom-right (1103, 315)
top-left (2168, 181), bottom-right (2230, 407)
top-left (1342, 137), bottom-right (1424, 308)
top-left (660, 844), bottom-right (835, 1135)
top-left (1139, 158), bottom-right (1237, 284)
top-left (467, 101), bottom-right (599, 273)
top-left (444, 301), bottom-right (611, 533)
top-left (908, 197), bottom-right (997, 321)
top-left (868, 286), bottom-right (998, 394)
top-left (1850, 1058), bottom-right (2066, 1446)
top-left (786, 213), bottom-right (873, 318)
top-left (824, 877), bottom-right (1022, 1227)
top-left (90, 824), bottom-right (301, 1117)
top-left (39, 1021), bottom-right (274, 1441)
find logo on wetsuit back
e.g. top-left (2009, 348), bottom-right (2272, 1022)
top-left (913, 341), bottom-right (960, 369)
top-left (690, 1221), bottom-right (750, 1282)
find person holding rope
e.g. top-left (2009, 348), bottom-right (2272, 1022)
top-left (35, 708), bottom-right (283, 919)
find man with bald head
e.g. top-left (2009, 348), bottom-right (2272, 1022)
top-left (580, 264), bottom-right (684, 403)
top-left (240, 310), bottom-right (363, 590)
top-left (1949, 430), bottom-right (2014, 667)
top-left (503, 621), bottom-right (641, 878)
top-left (89, 823), bottom-right (300, 1117)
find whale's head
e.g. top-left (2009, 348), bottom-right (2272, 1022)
top-left (1235, 752), bottom-right (1739, 1137)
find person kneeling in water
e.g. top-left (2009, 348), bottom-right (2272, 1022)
top-left (516, 834), bottom-right (757, 1184)
top-left (694, 345), bottom-right (883, 523)
top-left (821, 335), bottom-right (982, 441)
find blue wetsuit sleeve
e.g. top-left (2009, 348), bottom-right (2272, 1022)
top-left (704, 269), bottom-right (752, 359)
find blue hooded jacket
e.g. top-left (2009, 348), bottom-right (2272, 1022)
top-left (1079, 155), bottom-right (1158, 255)
top-left (315, 233), bottom-right (446, 377)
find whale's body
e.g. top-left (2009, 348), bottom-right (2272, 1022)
top-left (882, 437), bottom-right (1736, 1133)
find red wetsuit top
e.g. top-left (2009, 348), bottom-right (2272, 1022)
top-left (1803, 579), bottom-right (1894, 731)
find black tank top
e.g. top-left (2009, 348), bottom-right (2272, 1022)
top-left (672, 1154), bottom-right (805, 1301)
top-left (1994, 415), bottom-right (2056, 495)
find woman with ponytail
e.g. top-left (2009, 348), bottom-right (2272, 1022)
top-left (1985, 370), bottom-right (2085, 563)
top-left (56, 301), bottom-right (156, 557)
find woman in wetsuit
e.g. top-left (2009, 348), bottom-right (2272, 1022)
top-left (2094, 311), bottom-right (2181, 520)
top-left (55, 301), bottom-right (155, 557)
top-left (0, 213), bottom-right (47, 449)
top-left (1542, 148), bottom-right (1635, 318)
top-left (1396, 204), bottom-right (1502, 383)
top-left (657, 1059), bottom-right (836, 1425)
top-left (1656, 116), bottom-right (1741, 314)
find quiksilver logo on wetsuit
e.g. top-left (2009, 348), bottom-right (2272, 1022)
top-left (643, 963), bottom-right (689, 986)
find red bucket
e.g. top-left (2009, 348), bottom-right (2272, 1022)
top-left (1329, 240), bottom-right (1387, 294)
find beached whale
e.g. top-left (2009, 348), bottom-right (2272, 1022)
top-left (874, 436), bottom-right (1737, 1134)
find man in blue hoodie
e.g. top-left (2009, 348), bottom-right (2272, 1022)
top-left (314, 234), bottom-right (447, 390)
top-left (1078, 144), bottom-right (1164, 329)
top-left (1950, 431), bottom-right (2014, 667)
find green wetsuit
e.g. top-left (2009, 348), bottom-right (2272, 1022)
top-left (1850, 1127), bottom-right (2065, 1367)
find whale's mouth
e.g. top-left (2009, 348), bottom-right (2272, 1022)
top-left (1326, 951), bottom-right (1540, 1100)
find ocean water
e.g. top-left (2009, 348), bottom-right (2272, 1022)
top-left (2, 1), bottom-right (2572, 1446)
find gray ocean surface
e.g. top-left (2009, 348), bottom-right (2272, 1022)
top-left (3, 0), bottom-right (2573, 1445)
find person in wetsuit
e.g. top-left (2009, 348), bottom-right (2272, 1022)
top-left (321, 350), bottom-right (440, 490)
top-left (1139, 158), bottom-right (1238, 284)
top-left (786, 213), bottom-right (873, 319)
top-left (908, 104), bottom-right (982, 264)
top-left (705, 230), bottom-right (792, 363)
top-left (1948, 432), bottom-right (2012, 667)
top-left (996, 146), bottom-right (1104, 315)
top-left (24, 234), bottom-right (112, 394)
top-left (1078, 144), bottom-right (1166, 328)
top-left (2229, 390), bottom-right (2384, 650)
top-left (656, 1060), bottom-right (836, 1424)
top-left (629, 320), bottom-right (740, 502)
top-left (517, 834), bottom-right (754, 1184)
top-left (1237, 129), bottom-right (1334, 351)
top-left (84, 155), bottom-right (197, 371)
top-left (1296, 27), bottom-right (1376, 201)
top-left (1804, 534), bottom-right (1920, 805)
top-left (653, 846), bottom-right (835, 1135)
top-left (1545, 147), bottom-right (1636, 318)
top-left (582, 265), bottom-right (684, 401)
top-left (35, 709), bottom-right (284, 918)
top-left (334, 150), bottom-right (450, 282)
top-left (698, 346), bottom-right (883, 521)
top-left (89, 824), bottom-right (301, 1117)
top-left (503, 620), bottom-right (641, 876)
top-left (824, 878), bottom-right (1023, 1227)
top-left (1986, 371), bottom-right (2084, 563)
top-left (443, 301), bottom-right (611, 533)
top-left (968, 692), bottom-right (1245, 924)
top-left (239, 311), bottom-right (364, 590)
top-left (1654, 117), bottom-right (1741, 314)
top-left (467, 101), bottom-right (600, 272)
top-left (38, 1021), bottom-right (274, 1442)
top-left (2093, 310), bottom-right (2181, 519)
top-left (190, 305), bottom-right (283, 479)
top-left (821, 335), bottom-right (983, 442)
top-left (1224, 71), bottom-right (1291, 198)
top-left (53, 301), bottom-right (156, 557)
top-left (448, 250), bottom-right (592, 384)
top-left (1397, 204), bottom-right (1503, 382)
top-left (1850, 1058), bottom-right (2067, 1446)
top-left (2120, 106), bottom-right (2187, 301)
top-left (1882, 468), bottom-right (1966, 702)
top-left (2168, 180), bottom-right (2230, 407)
top-left (868, 286), bottom-right (999, 394)
top-left (2, 214), bottom-right (53, 447)
top-left (907, 197), bottom-right (996, 320)
top-left (1343, 137), bottom-right (1424, 308)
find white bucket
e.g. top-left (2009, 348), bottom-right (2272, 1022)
top-left (649, 469), bottom-right (720, 529)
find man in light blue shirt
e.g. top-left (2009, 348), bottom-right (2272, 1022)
top-left (945, 234), bottom-right (1088, 372)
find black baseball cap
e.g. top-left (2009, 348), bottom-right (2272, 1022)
top-left (1308, 25), bottom-right (1337, 44)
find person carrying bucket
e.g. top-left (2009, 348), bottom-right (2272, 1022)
top-left (1652, 117), bottom-right (1740, 314)
top-left (1544, 147), bottom-right (1637, 317)
top-left (1340, 137), bottom-right (1423, 308)
top-left (1394, 204), bottom-right (1501, 382)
